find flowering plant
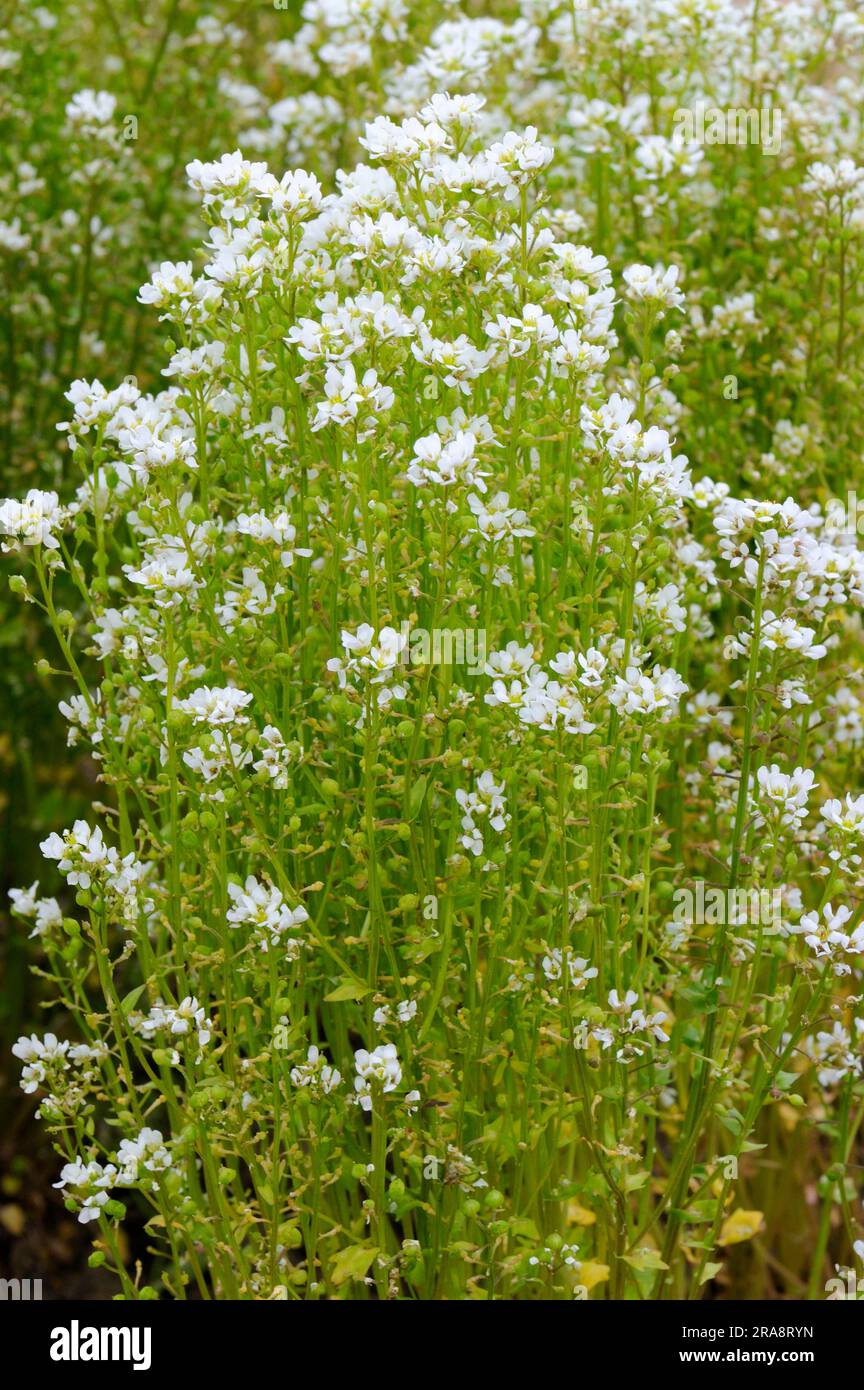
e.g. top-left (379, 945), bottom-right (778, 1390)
top-left (5, 0), bottom-right (864, 1303)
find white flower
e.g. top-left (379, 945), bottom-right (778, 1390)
top-left (290, 1045), bottom-right (342, 1094)
top-left (609, 665), bottom-right (688, 720)
top-left (227, 875), bottom-right (308, 952)
top-left (407, 429), bottom-right (490, 492)
top-left (8, 888), bottom-right (63, 940)
top-left (622, 262), bottom-right (685, 312)
top-left (169, 996), bottom-right (213, 1048)
top-left (327, 623), bottom-right (408, 707)
top-left (215, 566), bottom-right (279, 631)
top-left (8, 882), bottom-right (39, 918)
top-left (635, 582), bottom-right (686, 635)
top-left (577, 648), bottom-right (608, 690)
top-left (65, 89), bottom-right (116, 128)
top-left (0, 490), bottom-right (65, 551)
top-left (138, 260), bottom-right (196, 310)
top-left (821, 794), bottom-right (864, 863)
top-left (53, 1157), bottom-right (117, 1224)
top-left (354, 1044), bottom-right (402, 1109)
top-left (360, 114), bottom-right (451, 164)
top-left (484, 127), bottom-right (553, 191)
top-left (419, 92), bottom-right (486, 131)
top-left (485, 303), bottom-right (559, 359)
top-left (235, 510), bottom-right (312, 568)
top-left (186, 149), bottom-right (270, 205)
top-left (541, 950), bottom-right (598, 991)
top-left (754, 764), bottom-right (815, 831)
top-left (253, 725), bottom-right (296, 788)
top-left (456, 771), bottom-right (509, 858)
top-left (468, 492), bottom-right (534, 544)
top-left (117, 1128), bottom-right (173, 1184)
top-left (311, 362), bottom-right (393, 434)
top-left (803, 1022), bottom-right (862, 1089)
top-left (258, 168), bottom-right (323, 219)
top-left (176, 685), bottom-right (253, 727)
top-left (792, 902), bottom-right (859, 969)
top-left (124, 548), bottom-right (199, 607)
top-left (484, 642), bottom-right (536, 680)
top-left (373, 998), bottom-right (418, 1027)
top-left (40, 820), bottom-right (110, 889)
top-left (12, 1032), bottom-right (70, 1093)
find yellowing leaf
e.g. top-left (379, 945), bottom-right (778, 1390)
top-left (719, 1209), bottom-right (764, 1245)
top-left (624, 1248), bottom-right (669, 1272)
top-left (0, 1204), bottom-right (25, 1237)
top-left (567, 1201), bottom-right (596, 1227)
top-left (331, 1245), bottom-right (379, 1286)
top-left (577, 1260), bottom-right (609, 1291)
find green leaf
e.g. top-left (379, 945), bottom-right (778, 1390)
top-left (677, 1202), bottom-right (716, 1223)
top-left (325, 979), bottom-right (371, 1002)
top-left (407, 774), bottom-right (428, 821)
top-left (716, 1108), bottom-right (744, 1137)
top-left (699, 1262), bottom-right (724, 1285)
top-left (509, 1217), bottom-right (539, 1240)
top-left (331, 1245), bottom-right (379, 1286)
top-left (120, 984), bottom-right (147, 1016)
